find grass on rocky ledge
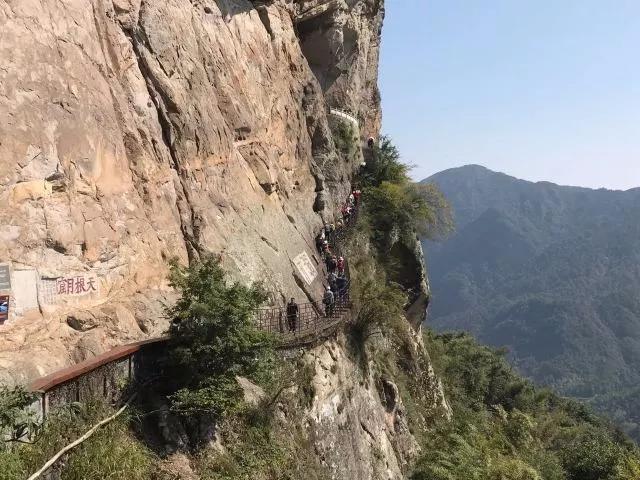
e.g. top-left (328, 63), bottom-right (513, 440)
top-left (0, 401), bottom-right (155, 480)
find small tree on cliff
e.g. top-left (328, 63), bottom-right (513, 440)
top-left (165, 255), bottom-right (273, 419)
top-left (360, 136), bottom-right (454, 251)
top-left (361, 135), bottom-right (410, 188)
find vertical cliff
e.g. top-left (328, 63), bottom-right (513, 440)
top-left (0, 0), bottom-right (384, 383)
top-left (0, 2), bottom-right (460, 478)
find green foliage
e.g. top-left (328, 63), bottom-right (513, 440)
top-left (332, 121), bottom-right (359, 162)
top-left (194, 361), bottom-right (330, 480)
top-left (166, 255), bottom-right (274, 419)
top-left (360, 135), bottom-right (410, 188)
top-left (409, 331), bottom-right (640, 480)
top-left (351, 276), bottom-right (408, 345)
top-left (0, 385), bottom-right (38, 444)
top-left (61, 415), bottom-right (154, 480)
top-left (416, 182), bottom-right (455, 240)
top-left (558, 428), bottom-right (624, 480)
top-left (360, 137), bottom-right (452, 256)
top-left (0, 402), bottom-right (155, 480)
top-left (365, 182), bottom-right (430, 251)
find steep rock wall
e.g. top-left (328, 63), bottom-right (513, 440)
top-left (306, 336), bottom-right (421, 479)
top-left (0, 0), bottom-right (384, 384)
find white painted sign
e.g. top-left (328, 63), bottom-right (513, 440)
top-left (293, 251), bottom-right (318, 286)
top-left (12, 269), bottom-right (39, 315)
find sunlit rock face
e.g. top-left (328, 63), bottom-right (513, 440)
top-left (304, 333), bottom-right (450, 479)
top-left (0, 0), bottom-right (384, 384)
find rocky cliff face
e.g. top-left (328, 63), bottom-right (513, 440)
top-left (306, 334), bottom-right (449, 479)
top-left (0, 0), bottom-right (384, 384)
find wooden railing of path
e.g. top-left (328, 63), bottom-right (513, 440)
top-left (27, 201), bottom-right (360, 418)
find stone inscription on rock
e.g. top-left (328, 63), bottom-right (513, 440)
top-left (293, 252), bottom-right (318, 286)
top-left (39, 273), bottom-right (100, 306)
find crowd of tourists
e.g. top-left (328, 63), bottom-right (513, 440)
top-left (284, 189), bottom-right (361, 333)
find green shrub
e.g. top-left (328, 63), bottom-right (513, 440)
top-left (195, 368), bottom-right (330, 480)
top-left (165, 255), bottom-right (274, 420)
top-left (351, 276), bottom-right (407, 345)
top-left (360, 135), bottom-right (409, 188)
top-left (359, 136), bottom-right (453, 255)
top-left (332, 121), bottom-right (359, 162)
top-left (0, 385), bottom-right (38, 445)
top-left (558, 428), bottom-right (624, 480)
top-left (0, 401), bottom-right (156, 480)
top-left (411, 330), bottom-right (640, 480)
top-left (0, 451), bottom-right (25, 480)
top-left (61, 415), bottom-right (154, 480)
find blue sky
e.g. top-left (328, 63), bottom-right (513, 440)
top-left (379, 0), bottom-right (640, 190)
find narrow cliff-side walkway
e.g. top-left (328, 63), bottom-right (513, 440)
top-left (27, 194), bottom-right (361, 411)
top-left (329, 108), bottom-right (359, 128)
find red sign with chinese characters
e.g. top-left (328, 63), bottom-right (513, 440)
top-left (55, 276), bottom-right (98, 296)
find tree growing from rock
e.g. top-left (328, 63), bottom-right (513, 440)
top-left (165, 255), bottom-right (273, 420)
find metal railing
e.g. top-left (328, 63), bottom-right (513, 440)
top-left (329, 108), bottom-right (359, 127)
top-left (256, 282), bottom-right (351, 337)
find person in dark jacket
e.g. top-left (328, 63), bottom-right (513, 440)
top-left (336, 273), bottom-right (347, 299)
top-left (326, 255), bottom-right (337, 273)
top-left (323, 287), bottom-right (335, 317)
top-left (286, 298), bottom-right (299, 332)
top-left (328, 271), bottom-right (338, 293)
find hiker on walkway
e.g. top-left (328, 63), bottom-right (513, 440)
top-left (336, 272), bottom-right (347, 299)
top-left (323, 287), bottom-right (335, 317)
top-left (328, 271), bottom-right (338, 293)
top-left (337, 256), bottom-right (345, 274)
top-left (341, 204), bottom-right (350, 224)
top-left (348, 192), bottom-right (355, 207)
top-left (353, 189), bottom-right (361, 206)
top-left (326, 254), bottom-right (337, 273)
top-left (286, 298), bottom-right (299, 332)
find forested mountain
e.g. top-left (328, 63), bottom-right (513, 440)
top-left (422, 165), bottom-right (640, 440)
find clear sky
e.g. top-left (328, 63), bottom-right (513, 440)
top-left (379, 0), bottom-right (640, 190)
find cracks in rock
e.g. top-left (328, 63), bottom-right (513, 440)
top-left (260, 236), bottom-right (279, 253)
top-left (359, 419), bottom-right (376, 441)
top-left (119, 0), bottom-right (202, 263)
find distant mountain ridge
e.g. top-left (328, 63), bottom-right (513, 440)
top-left (422, 164), bottom-right (640, 440)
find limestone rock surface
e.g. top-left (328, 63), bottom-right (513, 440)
top-left (0, 0), bottom-right (385, 385)
top-left (300, 333), bottom-right (450, 479)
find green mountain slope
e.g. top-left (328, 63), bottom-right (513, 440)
top-left (422, 165), bottom-right (640, 440)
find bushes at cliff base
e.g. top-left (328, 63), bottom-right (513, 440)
top-left (409, 332), bottom-right (640, 480)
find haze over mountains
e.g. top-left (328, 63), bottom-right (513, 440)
top-left (422, 164), bottom-right (640, 439)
